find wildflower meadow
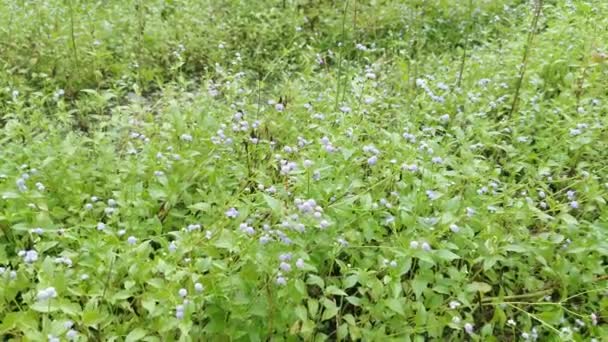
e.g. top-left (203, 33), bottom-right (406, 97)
top-left (0, 0), bottom-right (607, 340)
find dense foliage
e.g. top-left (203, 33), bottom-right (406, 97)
top-left (1, 0), bottom-right (607, 340)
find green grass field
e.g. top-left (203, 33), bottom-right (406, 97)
top-left (0, 0), bottom-right (607, 340)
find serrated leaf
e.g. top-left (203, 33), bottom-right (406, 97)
top-left (126, 328), bottom-right (148, 342)
top-left (308, 299), bottom-right (319, 317)
top-left (343, 274), bottom-right (359, 289)
top-left (343, 314), bottom-right (356, 326)
top-left (466, 282), bottom-right (492, 293)
top-left (411, 278), bottom-right (428, 299)
top-left (325, 285), bottom-right (347, 296)
top-left (82, 308), bottom-right (104, 326)
top-left (346, 296), bottom-right (362, 306)
top-left (31, 300), bottom-right (60, 313)
top-left (337, 323), bottom-right (349, 340)
top-left (307, 274), bottom-right (325, 289)
top-left (59, 302), bottom-right (82, 316)
top-left (436, 249), bottom-right (460, 261)
top-left (263, 194), bottom-right (282, 215)
top-left (504, 244), bottom-right (527, 253)
top-left (188, 202), bottom-right (210, 212)
top-left (321, 298), bottom-right (338, 321)
top-left (142, 298), bottom-right (156, 314)
top-left (385, 298), bottom-right (405, 316)
top-left (148, 187), bottom-right (166, 200)
top-left (295, 305), bottom-right (308, 321)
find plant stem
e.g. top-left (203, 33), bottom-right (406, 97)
top-left (68, 0), bottom-right (80, 68)
top-left (334, 0), bottom-right (349, 110)
top-left (507, 0), bottom-right (543, 118)
top-left (456, 0), bottom-right (474, 89)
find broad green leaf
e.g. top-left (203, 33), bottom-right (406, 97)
top-left (126, 328), bottom-right (148, 342)
top-left (321, 298), bottom-right (338, 321)
top-left (385, 298), bottom-right (405, 316)
top-left (325, 285), bottom-right (347, 296)
top-left (263, 194), bottom-right (282, 215)
top-left (295, 305), bottom-right (308, 321)
top-left (308, 299), bottom-right (319, 317)
top-left (466, 282), bottom-right (492, 294)
top-left (188, 202), bottom-right (210, 212)
top-left (436, 249), bottom-right (460, 261)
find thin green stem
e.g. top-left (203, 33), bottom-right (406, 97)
top-left (507, 0), bottom-right (543, 118)
top-left (334, 0), bottom-right (349, 110)
top-left (505, 302), bottom-right (560, 335)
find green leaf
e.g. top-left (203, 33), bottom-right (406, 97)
top-left (188, 202), bottom-right (210, 212)
top-left (436, 249), bottom-right (460, 261)
top-left (213, 230), bottom-right (238, 252)
top-left (126, 328), bottom-right (148, 342)
top-left (263, 194), bottom-right (282, 215)
top-left (345, 296), bottom-right (362, 307)
top-left (337, 323), bottom-right (349, 340)
top-left (148, 186), bottom-right (167, 200)
top-left (411, 278), bottom-right (428, 299)
top-left (307, 274), bottom-right (325, 289)
top-left (466, 282), bottom-right (492, 294)
top-left (142, 298), bottom-right (156, 314)
top-left (59, 301), bottom-right (82, 316)
top-left (82, 308), bottom-right (104, 327)
top-left (321, 298), bottom-right (338, 321)
top-left (385, 298), bottom-right (405, 316)
top-left (343, 274), bottom-right (359, 289)
top-left (308, 299), bottom-right (319, 317)
top-left (295, 305), bottom-right (308, 321)
top-left (31, 300), bottom-right (60, 313)
top-left (325, 285), bottom-right (347, 296)
top-left (504, 244), bottom-right (527, 253)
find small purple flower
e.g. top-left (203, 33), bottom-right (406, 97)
top-left (421, 242), bottom-right (431, 251)
top-left (279, 253), bottom-right (292, 262)
top-left (449, 300), bottom-right (461, 309)
top-left (178, 288), bottom-right (188, 298)
top-left (16, 178), bottom-right (27, 192)
top-left (225, 207), bottom-right (239, 218)
top-left (340, 106), bottom-right (351, 113)
top-left (127, 236), bottom-right (137, 245)
top-left (426, 190), bottom-right (440, 200)
top-left (464, 323), bottom-right (474, 334)
top-left (276, 276), bottom-right (287, 286)
top-left (570, 201), bottom-right (579, 209)
top-left (20, 250), bottom-right (38, 263)
top-left (66, 330), bottom-right (78, 340)
top-left (37, 287), bottom-right (57, 301)
top-left (30, 228), bottom-right (44, 235)
top-left (279, 262), bottom-right (292, 272)
top-left (175, 304), bottom-right (185, 319)
top-left (466, 207), bottom-right (476, 217)
top-left (367, 155), bottom-right (378, 166)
